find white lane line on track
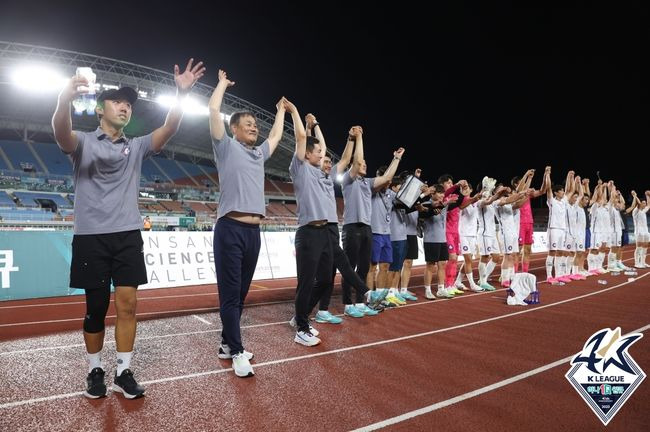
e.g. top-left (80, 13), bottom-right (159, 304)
top-left (191, 315), bottom-right (212, 325)
top-left (351, 322), bottom-right (650, 431)
top-left (1, 271), bottom-right (646, 410)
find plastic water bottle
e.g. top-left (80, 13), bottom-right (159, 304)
top-left (74, 67), bottom-right (96, 115)
top-left (597, 280), bottom-right (608, 285)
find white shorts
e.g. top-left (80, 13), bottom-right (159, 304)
top-left (502, 231), bottom-right (519, 254)
top-left (611, 230), bottom-right (622, 247)
top-left (636, 232), bottom-right (650, 243)
top-left (591, 232), bottom-right (610, 249)
top-left (479, 236), bottom-right (500, 256)
top-left (460, 235), bottom-right (477, 257)
top-left (547, 228), bottom-right (566, 251)
top-left (564, 233), bottom-right (576, 253)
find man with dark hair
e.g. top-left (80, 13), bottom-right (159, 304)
top-left (52, 59), bottom-right (205, 398)
top-left (208, 69), bottom-right (286, 376)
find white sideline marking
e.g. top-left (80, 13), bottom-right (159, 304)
top-left (0, 272), bottom-right (646, 410)
top-left (351, 323), bottom-right (650, 431)
top-left (192, 315), bottom-right (212, 325)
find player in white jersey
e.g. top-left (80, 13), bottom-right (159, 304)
top-left (610, 190), bottom-right (630, 271)
top-left (587, 182), bottom-right (612, 273)
top-left (627, 190), bottom-right (650, 268)
top-left (544, 167), bottom-right (571, 283)
top-left (563, 174), bottom-right (587, 280)
top-left (457, 183), bottom-right (483, 291)
top-left (477, 184), bottom-right (507, 290)
top-left (495, 189), bottom-right (528, 286)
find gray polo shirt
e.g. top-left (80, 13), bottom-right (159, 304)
top-left (289, 154), bottom-right (333, 226)
top-left (390, 206), bottom-right (407, 241)
top-left (371, 189), bottom-right (395, 235)
top-left (423, 207), bottom-right (448, 243)
top-left (212, 134), bottom-right (270, 219)
top-left (68, 128), bottom-right (154, 235)
top-left (325, 163), bottom-right (339, 224)
top-left (342, 171), bottom-right (375, 225)
top-left (406, 211), bottom-right (419, 236)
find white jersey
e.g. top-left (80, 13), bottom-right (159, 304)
top-left (459, 201), bottom-right (480, 237)
top-left (567, 202), bottom-right (580, 234)
top-left (576, 204), bottom-right (586, 230)
top-left (611, 207), bottom-right (623, 232)
top-left (547, 196), bottom-right (567, 230)
top-left (477, 202), bottom-right (497, 237)
top-left (633, 207), bottom-right (649, 234)
top-left (591, 203), bottom-right (611, 234)
top-left (496, 203), bottom-right (517, 234)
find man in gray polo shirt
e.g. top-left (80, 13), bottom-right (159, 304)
top-left (52, 59), bottom-right (205, 399)
top-left (208, 69), bottom-right (287, 377)
top-left (340, 128), bottom-right (404, 313)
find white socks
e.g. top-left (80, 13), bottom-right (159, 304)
top-left (116, 351), bottom-right (133, 376)
top-left (546, 256), bottom-right (555, 279)
top-left (87, 351), bottom-right (102, 373)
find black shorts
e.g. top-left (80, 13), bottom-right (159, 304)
top-left (70, 230), bottom-right (147, 290)
top-left (406, 235), bottom-right (419, 260)
top-left (424, 242), bottom-right (449, 263)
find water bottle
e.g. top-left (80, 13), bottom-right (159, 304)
top-left (597, 280), bottom-right (607, 285)
top-left (74, 67), bottom-right (96, 115)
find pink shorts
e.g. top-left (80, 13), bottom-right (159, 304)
top-left (519, 223), bottom-right (534, 245)
top-left (446, 231), bottom-right (460, 255)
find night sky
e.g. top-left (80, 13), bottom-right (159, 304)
top-left (1, 1), bottom-right (648, 196)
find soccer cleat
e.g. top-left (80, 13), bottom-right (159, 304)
top-left (83, 367), bottom-right (107, 399)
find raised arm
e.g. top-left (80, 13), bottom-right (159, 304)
top-left (208, 69), bottom-right (233, 141)
top-left (625, 191), bottom-right (639, 214)
top-left (306, 113), bottom-right (326, 156)
top-left (266, 97), bottom-right (287, 155)
top-left (373, 148), bottom-right (405, 190)
top-left (564, 170), bottom-right (575, 198)
top-left (152, 59), bottom-right (205, 153)
top-left (348, 126), bottom-right (363, 178)
top-left (332, 127), bottom-right (356, 175)
top-left (52, 75), bottom-right (89, 153)
top-left (544, 166), bottom-right (553, 201)
top-left (285, 99), bottom-right (307, 160)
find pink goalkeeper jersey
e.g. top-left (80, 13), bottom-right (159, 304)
top-left (519, 198), bottom-right (533, 224)
top-left (444, 184), bottom-right (462, 234)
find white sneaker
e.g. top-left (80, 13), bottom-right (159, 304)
top-left (289, 316), bottom-right (320, 336)
top-left (294, 330), bottom-right (321, 347)
top-left (218, 344), bottom-right (254, 360)
top-left (436, 288), bottom-right (454, 298)
top-left (454, 282), bottom-right (467, 291)
top-left (425, 288), bottom-right (436, 300)
top-left (232, 353), bottom-right (254, 377)
top-left (469, 284), bottom-right (484, 292)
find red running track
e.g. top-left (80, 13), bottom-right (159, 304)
top-left (0, 248), bottom-right (648, 431)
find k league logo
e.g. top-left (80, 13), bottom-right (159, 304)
top-left (565, 327), bottom-right (646, 425)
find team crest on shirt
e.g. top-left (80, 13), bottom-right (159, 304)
top-left (566, 327), bottom-right (645, 425)
top-left (122, 146), bottom-right (130, 155)
top-left (448, 244), bottom-right (453, 250)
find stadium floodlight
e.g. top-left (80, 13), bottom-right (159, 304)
top-left (11, 64), bottom-right (67, 93)
top-left (156, 94), bottom-right (209, 116)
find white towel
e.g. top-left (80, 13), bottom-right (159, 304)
top-left (507, 272), bottom-right (537, 306)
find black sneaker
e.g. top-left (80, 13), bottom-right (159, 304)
top-left (113, 369), bottom-right (145, 399)
top-left (84, 367), bottom-right (107, 399)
